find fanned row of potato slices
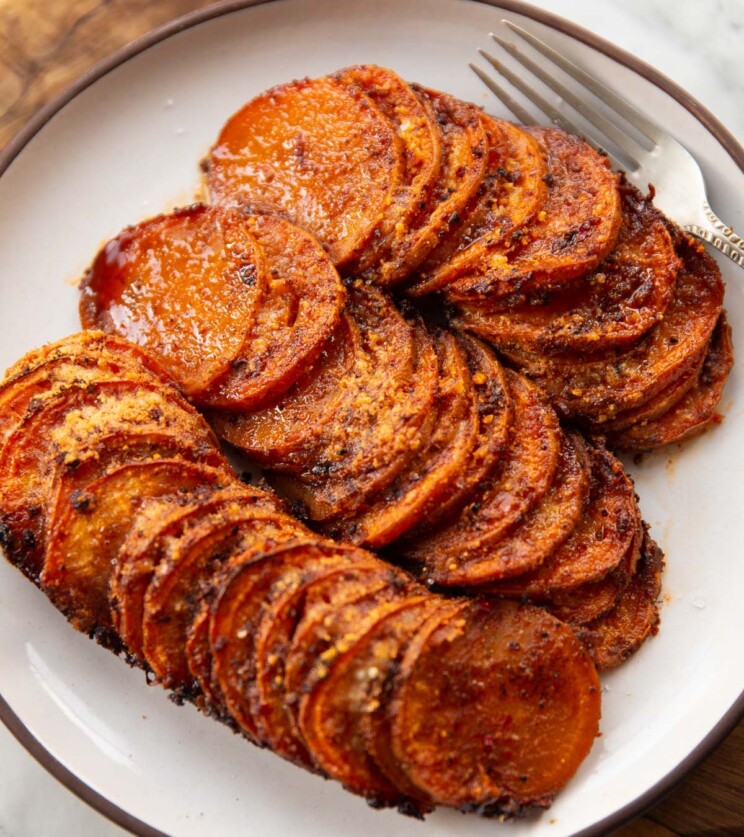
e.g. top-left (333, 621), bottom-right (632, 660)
top-left (0, 332), bottom-right (605, 817)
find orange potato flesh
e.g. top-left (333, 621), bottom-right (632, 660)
top-left (390, 599), bottom-right (601, 813)
top-left (207, 75), bottom-right (403, 269)
top-left (80, 205), bottom-right (266, 401)
top-left (411, 116), bottom-right (549, 296)
top-left (452, 182), bottom-right (680, 353)
top-left (203, 213), bottom-right (346, 410)
top-left (443, 126), bottom-right (622, 302)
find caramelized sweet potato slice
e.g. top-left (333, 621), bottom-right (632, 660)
top-left (489, 443), bottom-right (640, 597)
top-left (210, 314), bottom-right (358, 467)
top-left (579, 531), bottom-right (663, 669)
top-left (203, 214), bottom-right (345, 410)
top-left (443, 126), bottom-right (622, 302)
top-left (207, 75), bottom-right (403, 269)
top-left (298, 596), bottom-right (435, 804)
top-left (389, 599), bottom-right (600, 813)
top-left (332, 66), bottom-right (443, 283)
top-left (424, 430), bottom-right (590, 587)
top-left (271, 287), bottom-right (438, 520)
top-left (41, 460), bottom-right (230, 639)
top-left (501, 232), bottom-right (725, 421)
top-left (80, 205), bottom-right (265, 401)
top-left (453, 182), bottom-right (680, 353)
top-left (411, 116), bottom-right (549, 295)
top-left (210, 541), bottom-right (373, 741)
top-left (607, 313), bottom-right (733, 451)
top-left (403, 369), bottom-right (560, 565)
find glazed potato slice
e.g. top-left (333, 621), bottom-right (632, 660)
top-left (298, 596), bottom-right (436, 805)
top-left (210, 314), bottom-right (359, 467)
top-left (207, 75), bottom-right (403, 269)
top-left (41, 460), bottom-right (230, 640)
top-left (252, 558), bottom-right (390, 768)
top-left (453, 182), bottom-right (680, 353)
top-left (271, 287), bottom-right (438, 521)
top-left (79, 205), bottom-right (265, 401)
top-left (579, 531), bottom-right (663, 670)
top-left (501, 232), bottom-right (725, 421)
top-left (489, 443), bottom-right (640, 597)
top-left (389, 599), bottom-right (601, 813)
top-left (411, 116), bottom-right (549, 296)
top-left (332, 66), bottom-right (443, 283)
top-left (424, 430), bottom-right (590, 587)
top-left (607, 313), bottom-right (733, 451)
top-left (203, 214), bottom-right (346, 410)
top-left (443, 126), bottom-right (622, 302)
top-left (403, 369), bottom-right (560, 565)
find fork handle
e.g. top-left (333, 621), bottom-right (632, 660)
top-left (685, 202), bottom-right (744, 269)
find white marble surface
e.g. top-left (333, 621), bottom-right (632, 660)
top-left (0, 1), bottom-right (742, 835)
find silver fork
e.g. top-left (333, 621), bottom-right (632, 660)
top-left (470, 21), bottom-right (744, 269)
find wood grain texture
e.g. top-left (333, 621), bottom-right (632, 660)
top-left (0, 2), bottom-right (742, 836)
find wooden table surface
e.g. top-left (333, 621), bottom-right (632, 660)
top-left (1, 1), bottom-right (742, 835)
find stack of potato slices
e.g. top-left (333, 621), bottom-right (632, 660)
top-left (0, 333), bottom-right (603, 817)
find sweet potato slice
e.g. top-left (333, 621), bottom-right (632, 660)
top-left (207, 75), bottom-right (403, 269)
top-left (411, 116), bottom-right (549, 296)
top-left (210, 313), bottom-right (358, 468)
top-left (252, 558), bottom-right (392, 768)
top-left (332, 66), bottom-right (443, 283)
top-left (452, 182), bottom-right (680, 353)
top-left (607, 313), bottom-right (733, 451)
top-left (501, 232), bottom-right (725, 421)
top-left (142, 501), bottom-right (308, 692)
top-left (579, 531), bottom-right (663, 669)
top-left (270, 287), bottom-right (438, 521)
top-left (389, 599), bottom-right (600, 813)
top-left (298, 596), bottom-right (435, 804)
top-left (210, 541), bottom-right (369, 742)
top-left (403, 369), bottom-right (560, 565)
top-left (443, 126), bottom-right (622, 302)
top-left (79, 205), bottom-right (265, 401)
top-left (423, 430), bottom-right (590, 587)
top-left (202, 214), bottom-right (345, 410)
top-left (41, 460), bottom-right (230, 640)
top-left (489, 443), bottom-right (640, 597)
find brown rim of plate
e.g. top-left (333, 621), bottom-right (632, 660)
top-left (0, 2), bottom-right (741, 836)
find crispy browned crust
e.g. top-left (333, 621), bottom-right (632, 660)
top-left (442, 126), bottom-right (622, 302)
top-left (452, 181), bottom-right (680, 353)
top-left (79, 205), bottom-right (266, 401)
top-left (207, 75), bottom-right (403, 269)
top-left (389, 599), bottom-right (601, 813)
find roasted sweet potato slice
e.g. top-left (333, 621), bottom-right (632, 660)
top-left (270, 287), bottom-right (438, 521)
top-left (207, 75), bottom-right (403, 269)
top-left (79, 205), bottom-right (266, 401)
top-left (403, 369), bottom-right (560, 565)
top-left (423, 430), bottom-right (590, 587)
top-left (411, 116), bottom-right (549, 296)
top-left (443, 126), bottom-right (622, 302)
top-left (501, 232), bottom-right (725, 421)
top-left (579, 531), bottom-right (663, 669)
top-left (332, 66), bottom-right (443, 283)
top-left (210, 314), bottom-right (358, 467)
top-left (252, 558), bottom-right (392, 768)
top-left (607, 313), bottom-right (733, 451)
top-left (142, 500), bottom-right (308, 691)
top-left (489, 443), bottom-right (640, 597)
top-left (452, 182), bottom-right (680, 353)
top-left (298, 596), bottom-right (435, 804)
top-left (41, 460), bottom-right (230, 639)
top-left (202, 213), bottom-right (345, 410)
top-left (389, 599), bottom-right (600, 813)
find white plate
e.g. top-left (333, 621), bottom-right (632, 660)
top-left (0, 1), bottom-right (742, 835)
